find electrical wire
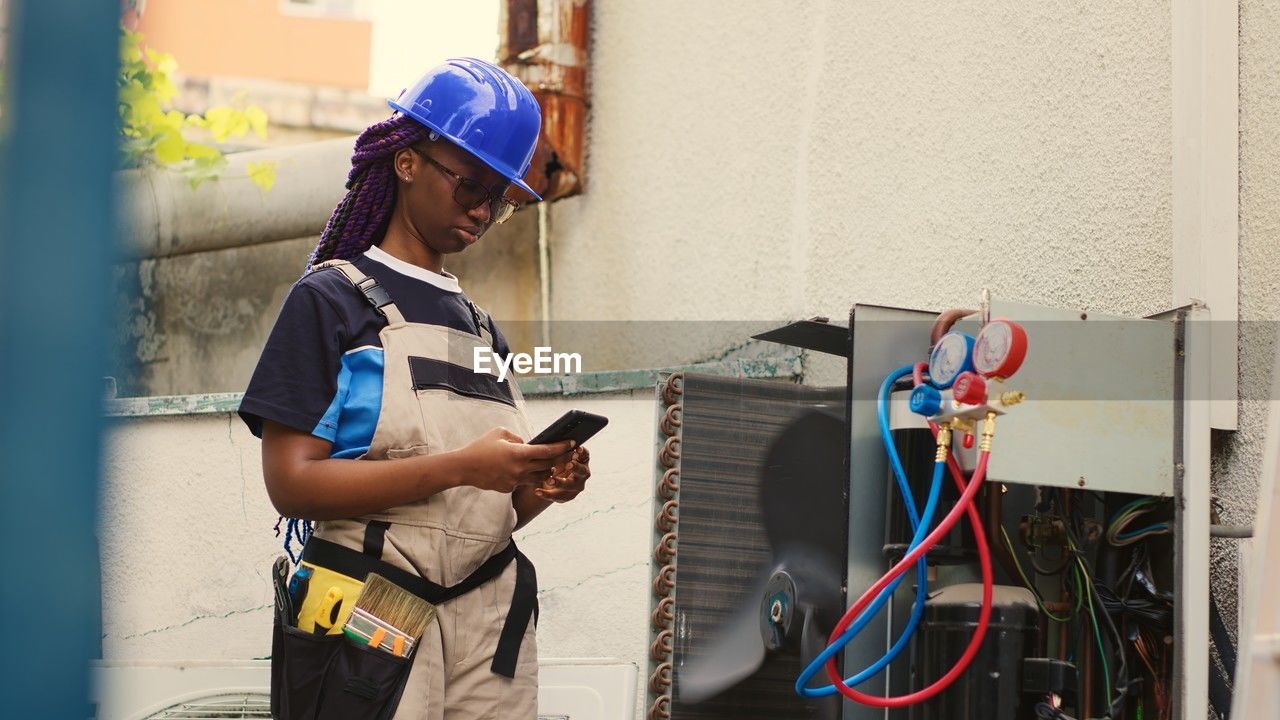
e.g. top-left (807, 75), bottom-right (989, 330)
top-left (1078, 554), bottom-right (1112, 708)
top-left (1068, 531), bottom-right (1131, 718)
top-left (795, 365), bottom-right (943, 696)
top-left (1001, 525), bottom-right (1083, 622)
top-left (1107, 498), bottom-right (1171, 546)
top-left (822, 412), bottom-right (994, 706)
top-left (1029, 543), bottom-right (1075, 576)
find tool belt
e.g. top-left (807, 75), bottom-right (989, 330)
top-left (270, 526), bottom-right (538, 720)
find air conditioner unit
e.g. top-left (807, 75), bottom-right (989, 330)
top-left (92, 658), bottom-right (636, 720)
top-left (91, 660), bottom-right (271, 720)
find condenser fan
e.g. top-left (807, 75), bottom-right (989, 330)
top-left (677, 409), bottom-right (847, 709)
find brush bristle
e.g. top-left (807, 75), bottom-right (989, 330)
top-left (352, 574), bottom-right (436, 640)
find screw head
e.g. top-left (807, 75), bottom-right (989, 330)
top-left (1077, 477), bottom-right (1086, 487)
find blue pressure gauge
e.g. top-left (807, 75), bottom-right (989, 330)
top-left (928, 332), bottom-right (975, 389)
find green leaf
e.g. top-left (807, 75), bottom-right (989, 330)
top-left (157, 110), bottom-right (185, 133)
top-left (185, 143), bottom-right (220, 161)
top-left (246, 106), bottom-right (269, 139)
top-left (204, 106), bottom-right (235, 142)
top-left (154, 129), bottom-right (186, 165)
top-left (247, 160), bottom-right (277, 192)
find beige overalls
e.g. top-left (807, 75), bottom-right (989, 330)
top-left (302, 259), bottom-right (539, 720)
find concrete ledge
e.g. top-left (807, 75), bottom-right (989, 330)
top-left (104, 347), bottom-right (804, 418)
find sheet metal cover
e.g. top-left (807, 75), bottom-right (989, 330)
top-left (752, 319), bottom-right (851, 358)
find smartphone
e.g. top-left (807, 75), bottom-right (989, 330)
top-left (528, 410), bottom-right (609, 446)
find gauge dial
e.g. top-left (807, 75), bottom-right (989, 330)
top-left (928, 332), bottom-right (975, 389)
top-left (973, 318), bottom-right (1028, 379)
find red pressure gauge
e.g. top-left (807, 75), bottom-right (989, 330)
top-left (972, 319), bottom-right (1028, 380)
top-left (952, 371), bottom-right (987, 405)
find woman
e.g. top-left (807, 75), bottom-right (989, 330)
top-left (239, 57), bottom-right (590, 719)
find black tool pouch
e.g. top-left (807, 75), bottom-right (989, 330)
top-left (271, 617), bottom-right (411, 720)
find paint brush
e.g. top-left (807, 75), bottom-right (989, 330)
top-left (344, 574), bottom-right (435, 655)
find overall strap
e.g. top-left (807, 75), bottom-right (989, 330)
top-left (311, 259), bottom-right (407, 326)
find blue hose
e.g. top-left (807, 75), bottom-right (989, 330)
top-left (795, 365), bottom-right (943, 697)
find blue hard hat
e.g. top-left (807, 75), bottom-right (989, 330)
top-left (389, 57), bottom-right (543, 200)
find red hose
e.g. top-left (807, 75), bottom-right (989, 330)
top-left (824, 369), bottom-right (995, 707)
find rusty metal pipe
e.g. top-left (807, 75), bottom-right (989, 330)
top-left (499, 0), bottom-right (590, 202)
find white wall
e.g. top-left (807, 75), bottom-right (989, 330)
top-left (100, 392), bottom-right (655, 683)
top-left (551, 1), bottom-right (1175, 325)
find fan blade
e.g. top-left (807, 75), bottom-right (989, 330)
top-left (759, 410), bottom-right (847, 565)
top-left (676, 576), bottom-right (770, 704)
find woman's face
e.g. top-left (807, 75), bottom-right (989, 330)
top-left (393, 139), bottom-right (512, 254)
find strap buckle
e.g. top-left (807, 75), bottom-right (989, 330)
top-left (358, 278), bottom-right (393, 317)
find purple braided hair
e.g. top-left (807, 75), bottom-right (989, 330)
top-left (306, 113), bottom-right (435, 272)
top-left (283, 114), bottom-right (433, 553)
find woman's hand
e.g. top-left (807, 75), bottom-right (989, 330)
top-left (454, 427), bottom-right (575, 494)
top-left (535, 446), bottom-right (591, 502)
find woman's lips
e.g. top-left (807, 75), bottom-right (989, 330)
top-left (453, 226), bottom-right (481, 244)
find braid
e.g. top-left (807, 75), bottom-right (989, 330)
top-left (306, 113), bottom-right (435, 272)
top-left (282, 115), bottom-right (433, 555)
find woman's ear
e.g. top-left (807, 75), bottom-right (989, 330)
top-left (393, 148), bottom-right (414, 183)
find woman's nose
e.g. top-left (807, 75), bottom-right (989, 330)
top-left (467, 199), bottom-right (492, 225)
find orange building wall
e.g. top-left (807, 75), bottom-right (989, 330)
top-left (136, 0), bottom-right (371, 90)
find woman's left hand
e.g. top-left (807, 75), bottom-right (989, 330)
top-left (536, 446), bottom-right (591, 502)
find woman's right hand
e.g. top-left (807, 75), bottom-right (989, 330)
top-left (453, 427), bottom-right (576, 494)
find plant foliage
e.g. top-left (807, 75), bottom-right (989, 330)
top-left (118, 28), bottom-right (275, 191)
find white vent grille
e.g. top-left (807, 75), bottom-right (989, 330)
top-left (145, 693), bottom-right (271, 719)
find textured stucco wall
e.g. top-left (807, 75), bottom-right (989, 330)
top-left (552, 0), bottom-right (1173, 324)
top-left (100, 392), bottom-right (652, 679)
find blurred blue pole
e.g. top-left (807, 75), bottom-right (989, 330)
top-left (0, 2), bottom-right (117, 718)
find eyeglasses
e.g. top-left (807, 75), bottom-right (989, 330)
top-left (409, 146), bottom-right (521, 224)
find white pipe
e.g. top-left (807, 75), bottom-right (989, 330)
top-left (1172, 0), bottom-right (1240, 431)
top-left (538, 202), bottom-right (552, 347)
top-left (117, 137), bottom-right (354, 259)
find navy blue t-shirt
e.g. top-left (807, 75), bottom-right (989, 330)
top-left (238, 245), bottom-right (510, 458)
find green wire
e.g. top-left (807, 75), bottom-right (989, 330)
top-left (1002, 526), bottom-right (1072, 622)
top-left (1077, 551), bottom-right (1113, 710)
top-left (1001, 525), bottom-right (1084, 622)
top-left (1069, 561), bottom-right (1085, 615)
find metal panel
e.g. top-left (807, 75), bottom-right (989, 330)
top-left (1173, 307), bottom-right (1211, 720)
top-left (845, 305), bottom-right (937, 720)
top-left (949, 301), bottom-right (1177, 496)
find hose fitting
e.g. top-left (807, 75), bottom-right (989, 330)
top-left (980, 412), bottom-right (997, 452)
top-left (936, 422), bottom-right (953, 462)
